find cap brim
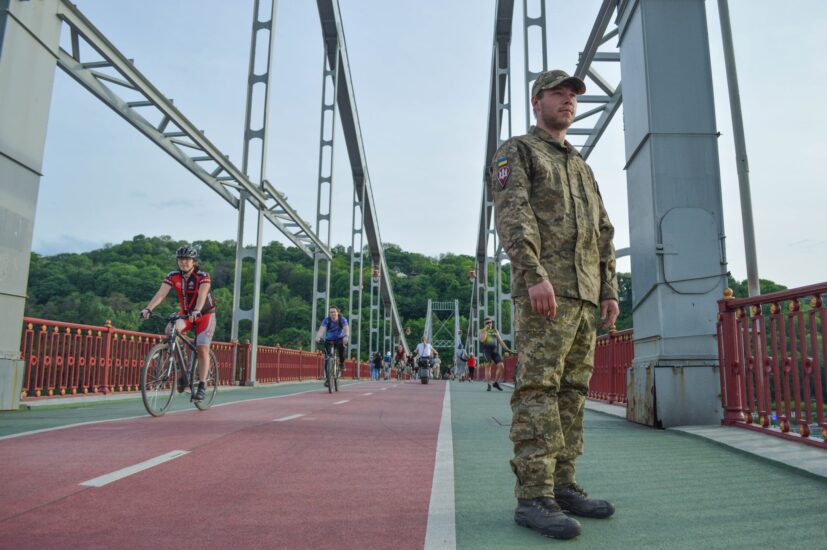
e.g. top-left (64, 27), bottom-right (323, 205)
top-left (551, 76), bottom-right (586, 95)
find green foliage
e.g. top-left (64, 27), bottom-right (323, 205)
top-left (727, 276), bottom-right (788, 298)
top-left (25, 236), bottom-right (791, 358)
top-left (25, 236), bottom-right (478, 358)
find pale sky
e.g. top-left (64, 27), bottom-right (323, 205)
top-left (34, 0), bottom-right (827, 289)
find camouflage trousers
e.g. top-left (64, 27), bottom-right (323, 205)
top-left (509, 295), bottom-right (596, 500)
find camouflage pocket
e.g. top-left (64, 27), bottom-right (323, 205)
top-left (509, 421), bottom-right (535, 443)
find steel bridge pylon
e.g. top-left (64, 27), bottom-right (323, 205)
top-left (423, 300), bottom-right (461, 359)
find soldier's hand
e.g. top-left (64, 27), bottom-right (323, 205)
top-left (528, 280), bottom-right (557, 318)
top-left (600, 299), bottom-right (620, 329)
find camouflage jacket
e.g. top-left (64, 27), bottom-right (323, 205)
top-left (490, 125), bottom-right (618, 305)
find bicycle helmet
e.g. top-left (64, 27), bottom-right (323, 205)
top-left (176, 244), bottom-right (198, 259)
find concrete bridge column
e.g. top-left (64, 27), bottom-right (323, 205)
top-left (0, 0), bottom-right (61, 409)
top-left (618, 0), bottom-right (727, 427)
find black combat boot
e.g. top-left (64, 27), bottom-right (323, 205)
top-left (514, 497), bottom-right (581, 540)
top-left (555, 484), bottom-right (615, 518)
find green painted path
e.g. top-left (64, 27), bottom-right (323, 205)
top-left (2, 380), bottom-right (824, 549)
top-left (450, 381), bottom-right (826, 549)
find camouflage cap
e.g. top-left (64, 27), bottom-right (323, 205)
top-left (531, 69), bottom-right (586, 97)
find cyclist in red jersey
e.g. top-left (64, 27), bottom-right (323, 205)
top-left (141, 245), bottom-right (217, 401)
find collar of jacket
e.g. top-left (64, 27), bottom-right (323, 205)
top-left (529, 125), bottom-right (581, 158)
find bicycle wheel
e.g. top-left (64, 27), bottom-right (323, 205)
top-left (333, 361), bottom-right (339, 392)
top-left (141, 343), bottom-right (176, 417)
top-left (194, 350), bottom-right (219, 410)
top-left (326, 356), bottom-right (335, 394)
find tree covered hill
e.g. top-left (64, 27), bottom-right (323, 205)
top-left (25, 235), bottom-right (489, 351)
top-left (26, 234), bottom-right (776, 353)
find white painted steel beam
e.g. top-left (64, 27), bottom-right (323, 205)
top-left (54, 0), bottom-right (330, 260)
top-left (316, 0), bottom-right (408, 353)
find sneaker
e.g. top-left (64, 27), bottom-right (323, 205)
top-left (515, 497), bottom-right (581, 540)
top-left (193, 383), bottom-right (206, 402)
top-left (177, 377), bottom-right (187, 394)
top-left (555, 484), bottom-right (615, 519)
top-left (493, 381), bottom-right (503, 391)
top-left (487, 384), bottom-right (492, 391)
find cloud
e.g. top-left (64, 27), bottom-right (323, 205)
top-left (32, 235), bottom-right (107, 257)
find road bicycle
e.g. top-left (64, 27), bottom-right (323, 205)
top-left (140, 312), bottom-right (218, 416)
top-left (321, 341), bottom-right (341, 394)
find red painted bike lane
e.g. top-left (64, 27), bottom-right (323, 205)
top-left (0, 380), bottom-right (446, 549)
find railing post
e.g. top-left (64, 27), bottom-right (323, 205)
top-left (230, 339), bottom-right (238, 385)
top-left (298, 351), bottom-right (304, 381)
top-left (275, 345), bottom-right (281, 383)
top-left (718, 289), bottom-right (744, 424)
top-left (99, 320), bottom-right (113, 394)
top-left (607, 326), bottom-right (617, 404)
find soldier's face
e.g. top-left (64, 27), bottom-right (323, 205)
top-left (534, 84), bottom-right (578, 131)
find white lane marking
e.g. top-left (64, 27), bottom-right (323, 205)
top-left (381, 387), bottom-right (388, 391)
top-left (363, 393), bottom-right (373, 396)
top-left (424, 383), bottom-right (455, 550)
top-left (333, 400), bottom-right (349, 405)
top-left (1, 384), bottom-right (367, 442)
top-left (80, 450), bottom-right (189, 487)
top-left (273, 414), bottom-right (305, 422)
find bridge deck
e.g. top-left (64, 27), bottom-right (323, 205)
top-left (0, 381), bottom-right (824, 549)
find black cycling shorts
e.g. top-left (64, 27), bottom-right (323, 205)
top-left (482, 345), bottom-right (502, 364)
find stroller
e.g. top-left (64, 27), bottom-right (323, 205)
top-left (416, 356), bottom-right (431, 385)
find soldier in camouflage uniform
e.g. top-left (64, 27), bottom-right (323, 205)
top-left (491, 69), bottom-right (620, 540)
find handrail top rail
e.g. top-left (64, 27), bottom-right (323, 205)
top-left (718, 282), bottom-right (827, 311)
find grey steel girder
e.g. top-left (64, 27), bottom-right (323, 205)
top-left (571, 0), bottom-right (622, 160)
top-left (316, 0), bottom-right (407, 352)
top-left (310, 41), bottom-right (340, 352)
top-left (54, 0), bottom-right (330, 260)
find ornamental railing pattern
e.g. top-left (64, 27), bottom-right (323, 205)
top-left (590, 329), bottom-right (634, 404)
top-left (717, 284), bottom-right (827, 448)
top-left (19, 317), bottom-right (348, 399)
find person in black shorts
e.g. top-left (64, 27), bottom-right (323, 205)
top-left (480, 316), bottom-right (512, 391)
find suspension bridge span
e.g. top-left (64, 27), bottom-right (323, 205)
top-left (0, 1), bottom-right (825, 548)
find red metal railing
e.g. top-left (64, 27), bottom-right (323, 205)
top-left (19, 317), bottom-right (365, 400)
top-left (718, 284), bottom-right (827, 448)
top-left (589, 329), bottom-right (634, 404)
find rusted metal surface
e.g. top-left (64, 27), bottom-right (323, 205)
top-left (717, 284), bottom-right (827, 448)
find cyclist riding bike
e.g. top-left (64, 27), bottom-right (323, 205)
top-left (315, 306), bottom-right (350, 387)
top-left (141, 244), bottom-right (217, 401)
top-left (393, 344), bottom-right (406, 380)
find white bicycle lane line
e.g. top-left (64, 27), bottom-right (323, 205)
top-left (0, 383), bottom-right (378, 512)
top-left (0, 381), bottom-right (371, 442)
top-left (74, 383), bottom-right (404, 492)
top-left (424, 382), bottom-right (456, 550)
top-left (0, 378), bottom-right (446, 549)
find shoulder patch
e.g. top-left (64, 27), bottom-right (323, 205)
top-left (496, 157), bottom-right (509, 167)
top-left (496, 165), bottom-right (511, 189)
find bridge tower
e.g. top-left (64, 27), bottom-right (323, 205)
top-left (231, 0), bottom-right (279, 384)
top-left (424, 300), bottom-right (461, 364)
top-left (618, 0), bottom-right (727, 427)
top-left (310, 29), bottom-right (340, 352)
top-left (0, 0), bottom-right (62, 410)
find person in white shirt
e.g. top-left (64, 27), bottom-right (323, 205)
top-left (414, 337), bottom-right (437, 379)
